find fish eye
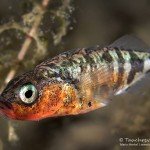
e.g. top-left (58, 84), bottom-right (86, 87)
top-left (19, 83), bottom-right (38, 104)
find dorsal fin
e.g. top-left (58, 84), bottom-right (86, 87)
top-left (109, 35), bottom-right (150, 52)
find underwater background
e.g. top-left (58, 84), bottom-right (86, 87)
top-left (0, 0), bottom-right (150, 150)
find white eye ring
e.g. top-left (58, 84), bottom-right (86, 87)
top-left (19, 83), bottom-right (38, 104)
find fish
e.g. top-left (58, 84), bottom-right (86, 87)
top-left (0, 35), bottom-right (150, 121)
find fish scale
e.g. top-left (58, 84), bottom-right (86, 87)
top-left (36, 47), bottom-right (149, 91)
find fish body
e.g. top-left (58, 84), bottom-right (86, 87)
top-left (0, 35), bottom-right (150, 120)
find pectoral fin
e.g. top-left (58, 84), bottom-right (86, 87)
top-left (78, 65), bottom-right (115, 107)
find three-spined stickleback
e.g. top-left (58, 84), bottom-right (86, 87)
top-left (0, 35), bottom-right (150, 120)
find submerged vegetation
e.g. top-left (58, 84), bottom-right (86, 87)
top-left (0, 0), bottom-right (73, 90)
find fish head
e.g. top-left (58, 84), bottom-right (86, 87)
top-left (0, 71), bottom-right (79, 121)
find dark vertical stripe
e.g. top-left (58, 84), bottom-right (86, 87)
top-left (127, 51), bottom-right (144, 84)
top-left (102, 50), bottom-right (114, 86)
top-left (114, 48), bottom-right (125, 89)
top-left (102, 50), bottom-right (113, 63)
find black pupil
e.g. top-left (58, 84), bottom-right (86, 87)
top-left (25, 90), bottom-right (33, 98)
